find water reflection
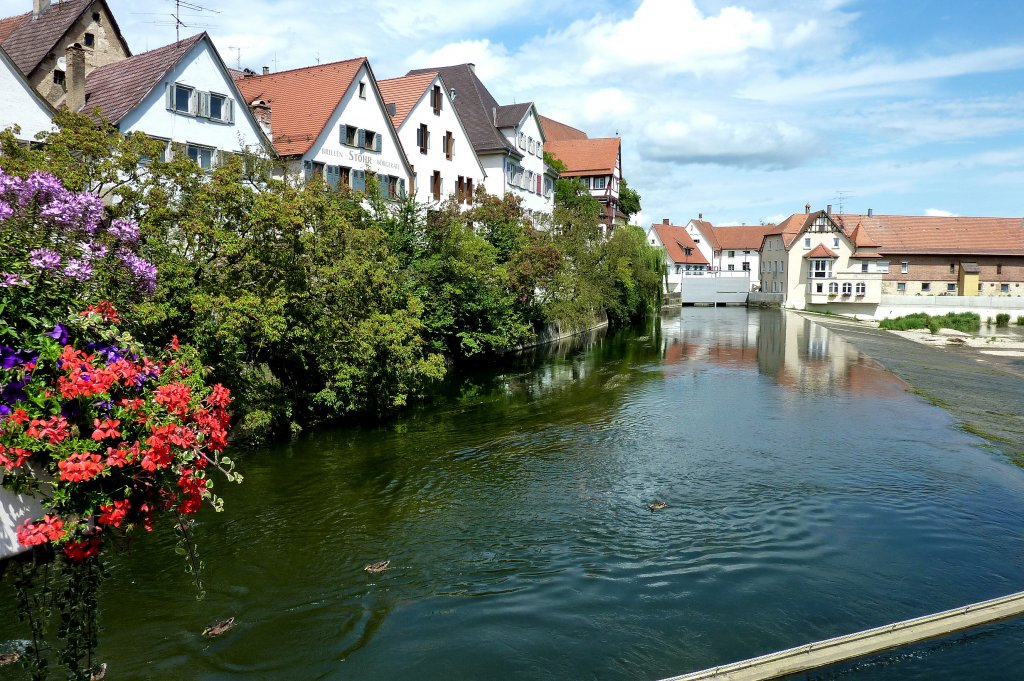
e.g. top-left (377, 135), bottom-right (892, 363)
top-left (659, 308), bottom-right (905, 396)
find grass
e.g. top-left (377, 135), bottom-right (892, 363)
top-left (1016, 316), bottom-right (1024, 326)
top-left (878, 312), bottom-right (981, 334)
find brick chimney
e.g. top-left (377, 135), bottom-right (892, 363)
top-left (32, 0), bottom-right (50, 19)
top-left (65, 43), bottom-right (86, 113)
top-left (662, 218), bottom-right (670, 225)
top-left (251, 99), bottom-right (271, 136)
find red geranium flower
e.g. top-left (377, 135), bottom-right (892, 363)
top-left (91, 417), bottom-right (121, 441)
top-left (57, 452), bottom-right (105, 483)
top-left (16, 514), bottom-right (64, 546)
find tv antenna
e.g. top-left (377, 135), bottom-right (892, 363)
top-left (834, 190), bottom-right (855, 215)
top-left (228, 46), bottom-right (242, 70)
top-left (171, 0), bottom-right (220, 43)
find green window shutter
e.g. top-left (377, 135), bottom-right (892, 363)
top-left (399, 178), bottom-right (406, 198)
top-left (378, 175), bottom-right (388, 198)
top-left (352, 169), bottom-right (365, 193)
top-left (374, 133), bottom-right (382, 152)
top-left (326, 165), bottom-right (339, 189)
top-left (357, 129), bottom-right (365, 148)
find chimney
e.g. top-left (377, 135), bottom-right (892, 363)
top-left (467, 63), bottom-right (476, 74)
top-left (32, 0), bottom-right (49, 19)
top-left (65, 43), bottom-right (86, 113)
top-left (662, 218), bottom-right (670, 225)
top-left (805, 202), bottom-right (810, 214)
top-left (867, 208), bottom-right (873, 217)
top-left (262, 66), bottom-right (269, 75)
top-left (826, 204), bottom-right (832, 216)
top-left (251, 99), bottom-right (271, 136)
top-left (698, 212), bottom-right (703, 220)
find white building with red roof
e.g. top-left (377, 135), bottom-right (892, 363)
top-left (377, 72), bottom-right (485, 208)
top-left (236, 57), bottom-right (412, 197)
top-left (646, 219), bottom-right (710, 293)
top-left (541, 115), bottom-right (625, 230)
top-left (683, 216), bottom-right (778, 290)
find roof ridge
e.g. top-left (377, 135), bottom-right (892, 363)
top-left (245, 55), bottom-right (367, 79)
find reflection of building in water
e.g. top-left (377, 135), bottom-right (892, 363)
top-left (657, 309), bottom-right (902, 396)
top-left (756, 311), bottom-right (903, 395)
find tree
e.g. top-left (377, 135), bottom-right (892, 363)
top-left (619, 178), bottom-right (642, 220)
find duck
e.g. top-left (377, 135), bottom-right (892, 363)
top-left (90, 662), bottom-right (108, 680)
top-left (0, 652), bottom-right (19, 666)
top-left (364, 560), bottom-right (390, 575)
top-left (648, 501), bottom-right (668, 511)
top-left (202, 617), bottom-right (235, 638)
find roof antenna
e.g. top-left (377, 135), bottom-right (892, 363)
top-left (171, 0), bottom-right (220, 44)
top-left (228, 46), bottom-right (241, 70)
top-left (834, 190), bottom-right (854, 215)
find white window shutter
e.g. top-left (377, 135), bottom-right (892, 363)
top-left (199, 91), bottom-right (210, 118)
top-left (225, 98), bottom-right (234, 123)
top-left (165, 84), bottom-right (174, 111)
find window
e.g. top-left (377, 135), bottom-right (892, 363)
top-left (815, 283), bottom-right (824, 293)
top-left (1001, 283), bottom-right (1010, 293)
top-left (810, 260), bottom-right (830, 278)
top-left (362, 129), bottom-right (377, 151)
top-left (518, 132), bottom-right (526, 149)
top-left (84, 32), bottom-right (94, 47)
top-left (185, 144), bottom-right (214, 170)
top-left (694, 238), bottom-right (700, 243)
top-left (742, 262), bottom-right (750, 271)
top-left (466, 178), bottom-right (473, 204)
top-left (727, 264), bottom-right (735, 271)
top-left (950, 263), bottom-right (956, 273)
top-left (833, 237), bottom-right (840, 248)
top-left (53, 70), bottom-right (65, 85)
top-left (921, 282), bottom-right (931, 292)
top-left (358, 81), bottom-right (366, 99)
top-left (343, 125), bottom-right (358, 146)
top-left (172, 84), bottom-right (194, 114)
top-left (861, 262), bottom-right (868, 273)
top-left (804, 237), bottom-right (811, 248)
top-left (339, 166), bottom-right (351, 188)
top-left (593, 176), bottom-right (607, 190)
top-left (431, 170), bottom-right (441, 201)
top-left (528, 137), bottom-right (534, 154)
top-left (842, 282), bottom-right (852, 295)
top-left (578, 177), bottom-right (590, 189)
top-left (878, 260), bottom-right (889, 273)
top-left (828, 282), bottom-right (838, 294)
top-left (897, 282), bottom-right (906, 292)
top-left (997, 264), bottom-right (1003, 274)
top-left (92, 11), bottom-right (100, 22)
top-left (444, 131), bottom-right (454, 160)
top-left (901, 261), bottom-right (909, 274)
top-left (431, 85), bottom-right (442, 114)
top-left (780, 261), bottom-right (784, 272)
top-left (856, 282), bottom-right (866, 295)
top-left (205, 93), bottom-right (232, 122)
top-left (743, 250), bottom-right (750, 255)
top-left (417, 124), bottom-right (428, 154)
top-left (947, 283), bottom-right (956, 292)
top-left (728, 250), bottom-right (735, 258)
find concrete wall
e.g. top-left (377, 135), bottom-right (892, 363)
top-left (873, 295), bottom-right (1024, 320)
top-left (1, 485), bottom-right (41, 562)
top-left (681, 275), bottom-right (750, 304)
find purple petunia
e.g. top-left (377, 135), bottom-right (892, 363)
top-left (108, 218), bottom-right (140, 243)
top-left (63, 258), bottom-right (94, 282)
top-left (0, 272), bottom-right (27, 287)
top-left (46, 323), bottom-right (70, 345)
top-left (29, 247), bottom-right (62, 270)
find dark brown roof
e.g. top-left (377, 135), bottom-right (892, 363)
top-left (546, 138), bottom-right (619, 176)
top-left (84, 32), bottom-right (204, 124)
top-left (406, 63), bottom-right (515, 155)
top-left (834, 214), bottom-right (1024, 256)
top-left (377, 71), bottom-right (437, 129)
top-left (539, 115), bottom-right (587, 141)
top-left (494, 102), bottom-right (532, 128)
top-left (1, 0), bottom-right (129, 76)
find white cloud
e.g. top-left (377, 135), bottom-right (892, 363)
top-left (925, 209), bottom-right (957, 217)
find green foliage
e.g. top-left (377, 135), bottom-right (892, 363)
top-left (995, 313), bottom-right (1010, 327)
top-left (1016, 316), bottom-right (1024, 326)
top-left (618, 178), bottom-right (642, 219)
top-left (879, 312), bottom-right (981, 334)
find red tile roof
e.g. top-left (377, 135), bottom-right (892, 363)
top-left (539, 115), bottom-right (587, 141)
top-left (1, 0), bottom-right (129, 76)
top-left (847, 223), bottom-right (879, 248)
top-left (687, 218), bottom-right (719, 250)
top-left (707, 224), bottom-right (778, 251)
top-left (835, 214), bottom-right (1024, 256)
top-left (545, 138), bottom-right (619, 176)
top-left (651, 223), bottom-right (710, 265)
top-left (764, 212), bottom-right (819, 249)
top-left (83, 32), bottom-right (204, 123)
top-left (236, 57), bottom-right (366, 157)
top-left (377, 71), bottom-right (436, 129)
top-left (805, 243), bottom-right (838, 258)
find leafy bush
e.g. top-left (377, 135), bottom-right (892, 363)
top-left (995, 313), bottom-right (1010, 327)
top-left (879, 312), bottom-right (980, 334)
top-left (1016, 316), bottom-right (1024, 326)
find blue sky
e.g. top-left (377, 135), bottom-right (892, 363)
top-left (3, 0), bottom-right (1022, 226)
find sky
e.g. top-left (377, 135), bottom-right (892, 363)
top-left (4, 0), bottom-right (1023, 227)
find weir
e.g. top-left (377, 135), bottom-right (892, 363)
top-left (659, 591), bottom-right (1024, 681)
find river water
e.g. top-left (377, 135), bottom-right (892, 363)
top-left (3, 307), bottom-right (1024, 680)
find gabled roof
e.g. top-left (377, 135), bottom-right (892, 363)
top-left (84, 32), bottom-right (204, 124)
top-left (1, 0), bottom-right (129, 76)
top-left (764, 212), bottom-right (820, 249)
top-left (707, 224), bottom-right (778, 251)
top-left (834, 214), bottom-right (1024, 256)
top-left (494, 102), bottom-right (532, 128)
top-left (545, 137), bottom-right (620, 177)
top-left (539, 115), bottom-right (587, 141)
top-left (406, 63), bottom-right (515, 155)
top-left (848, 223), bottom-right (879, 248)
top-left (236, 56), bottom-right (366, 157)
top-left (805, 243), bottom-right (838, 259)
top-left (651, 223), bottom-right (710, 265)
top-left (377, 71), bottom-right (437, 129)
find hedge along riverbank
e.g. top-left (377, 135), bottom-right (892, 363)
top-left (1, 111), bottom-right (663, 443)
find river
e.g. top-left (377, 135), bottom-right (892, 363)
top-left (2, 307), bottom-right (1024, 680)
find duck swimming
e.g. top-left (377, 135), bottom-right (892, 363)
top-left (364, 560), bottom-right (390, 574)
top-left (203, 617), bottom-right (235, 638)
top-left (648, 501), bottom-right (668, 511)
